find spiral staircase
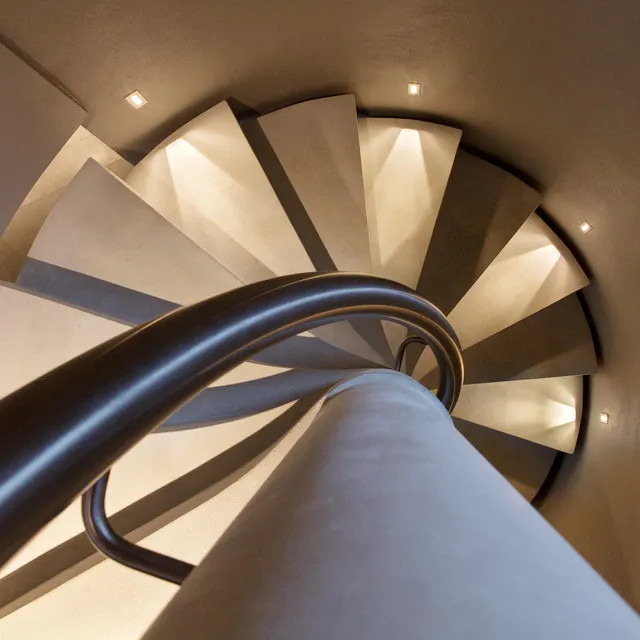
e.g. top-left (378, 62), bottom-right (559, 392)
top-left (0, 94), bottom-right (597, 628)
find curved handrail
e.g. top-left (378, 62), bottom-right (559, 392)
top-left (395, 336), bottom-right (430, 372)
top-left (0, 272), bottom-right (463, 568)
top-left (82, 471), bottom-right (194, 584)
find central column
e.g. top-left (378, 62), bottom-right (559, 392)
top-left (144, 371), bottom-right (640, 639)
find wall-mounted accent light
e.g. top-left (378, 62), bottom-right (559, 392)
top-left (125, 91), bottom-right (148, 109)
top-left (599, 412), bottom-right (610, 425)
top-left (579, 220), bottom-right (593, 234)
top-left (407, 82), bottom-right (421, 96)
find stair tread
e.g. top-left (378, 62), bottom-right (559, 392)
top-left (452, 375), bottom-right (584, 453)
top-left (461, 294), bottom-right (597, 383)
top-left (419, 293), bottom-right (597, 387)
top-left (358, 116), bottom-right (461, 352)
top-left (258, 95), bottom-right (371, 273)
top-left (255, 96), bottom-right (393, 365)
top-left (417, 150), bottom-right (541, 316)
top-left (413, 213), bottom-right (590, 379)
top-left (406, 150), bottom-right (540, 373)
top-left (125, 100), bottom-right (314, 280)
top-left (24, 158), bottom-right (241, 305)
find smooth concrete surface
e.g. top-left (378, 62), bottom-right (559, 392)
top-left (0, 284), bottom-right (127, 399)
top-left (0, 42), bottom-right (85, 234)
top-left (359, 117), bottom-right (461, 290)
top-left (452, 375), bottom-right (584, 453)
top-left (0, 398), bottom-right (323, 639)
top-left (447, 213), bottom-right (589, 350)
top-left (417, 149), bottom-right (541, 315)
top-left (413, 213), bottom-right (590, 380)
top-left (461, 293), bottom-right (597, 383)
top-left (123, 100), bottom-right (387, 364)
top-left (405, 150), bottom-right (540, 373)
top-left (21, 126), bottom-right (124, 206)
top-left (0, 127), bottom-right (132, 281)
top-left (125, 100), bottom-right (314, 282)
top-left (255, 96), bottom-right (393, 364)
top-left (420, 292), bottom-right (598, 388)
top-left (17, 258), bottom-right (386, 370)
top-left (0, 190), bottom-right (64, 281)
top-left (359, 117), bottom-right (460, 351)
top-left (27, 159), bottom-right (241, 304)
top-left (454, 418), bottom-right (557, 501)
top-left (122, 99), bottom-right (386, 363)
top-left (143, 371), bottom-right (639, 639)
top-left (258, 95), bottom-right (371, 272)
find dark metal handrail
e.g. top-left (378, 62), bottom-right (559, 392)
top-left (82, 471), bottom-right (194, 584)
top-left (394, 336), bottom-right (430, 372)
top-left (0, 272), bottom-right (463, 569)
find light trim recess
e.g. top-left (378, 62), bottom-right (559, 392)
top-left (407, 82), bottom-right (421, 96)
top-left (599, 412), bottom-right (610, 425)
top-left (125, 91), bottom-right (148, 109)
top-left (579, 220), bottom-right (593, 234)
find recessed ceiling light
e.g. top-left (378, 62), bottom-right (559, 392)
top-left (125, 91), bottom-right (147, 109)
top-left (407, 82), bottom-right (421, 96)
top-left (579, 220), bottom-right (593, 234)
top-left (599, 412), bottom-right (610, 424)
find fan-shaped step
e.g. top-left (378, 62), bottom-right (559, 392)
top-left (414, 213), bottom-right (589, 380)
top-left (253, 95), bottom-right (392, 364)
top-left (258, 95), bottom-right (371, 273)
top-left (403, 150), bottom-right (540, 373)
top-left (22, 158), bottom-right (241, 304)
top-left (452, 375), bottom-right (584, 453)
top-left (460, 294), bottom-right (596, 383)
top-left (0, 127), bottom-right (132, 282)
top-left (0, 283), bottom-right (125, 398)
top-left (419, 293), bottom-right (597, 389)
top-left (454, 418), bottom-right (557, 501)
top-left (124, 100), bottom-right (384, 365)
top-left (17, 159), bottom-right (381, 370)
top-left (358, 117), bottom-right (461, 351)
top-left (417, 150), bottom-right (541, 315)
top-left (126, 100), bottom-right (313, 281)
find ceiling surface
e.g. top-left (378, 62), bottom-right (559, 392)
top-left (1, 0), bottom-right (639, 611)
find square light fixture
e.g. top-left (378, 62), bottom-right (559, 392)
top-left (125, 90), bottom-right (148, 109)
top-left (579, 220), bottom-right (593, 234)
top-left (408, 82), bottom-right (421, 96)
top-left (599, 412), bottom-right (610, 425)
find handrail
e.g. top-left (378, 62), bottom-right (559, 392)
top-left (395, 336), bottom-right (430, 372)
top-left (0, 272), bottom-right (463, 568)
top-left (82, 471), bottom-right (194, 584)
